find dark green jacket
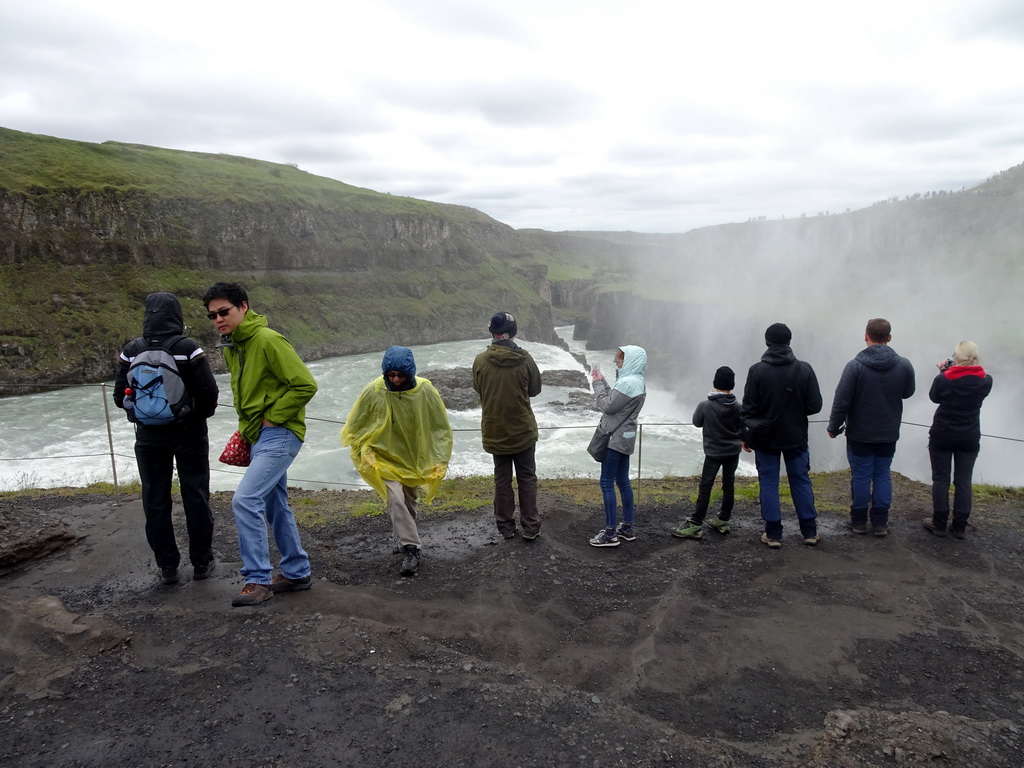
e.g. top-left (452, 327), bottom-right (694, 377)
top-left (222, 310), bottom-right (318, 444)
top-left (472, 342), bottom-right (542, 455)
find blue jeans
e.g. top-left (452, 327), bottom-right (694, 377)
top-left (232, 426), bottom-right (311, 585)
top-left (754, 445), bottom-right (817, 540)
top-left (847, 440), bottom-right (896, 528)
top-left (600, 449), bottom-right (633, 529)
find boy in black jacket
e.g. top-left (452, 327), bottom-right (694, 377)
top-left (673, 366), bottom-right (742, 539)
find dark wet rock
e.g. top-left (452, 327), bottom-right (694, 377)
top-left (422, 367), bottom-right (590, 412)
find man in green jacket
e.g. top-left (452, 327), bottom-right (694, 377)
top-left (472, 311), bottom-right (543, 540)
top-left (203, 282), bottom-right (318, 607)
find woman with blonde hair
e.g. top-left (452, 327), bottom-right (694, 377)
top-left (923, 341), bottom-right (993, 539)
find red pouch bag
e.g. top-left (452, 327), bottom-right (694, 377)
top-left (219, 430), bottom-right (251, 467)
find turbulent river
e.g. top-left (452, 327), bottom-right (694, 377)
top-left (1, 327), bottom-right (1019, 492)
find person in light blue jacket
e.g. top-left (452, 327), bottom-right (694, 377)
top-left (588, 345), bottom-right (647, 547)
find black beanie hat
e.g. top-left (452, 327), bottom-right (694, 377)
top-left (488, 311), bottom-right (518, 337)
top-left (765, 322), bottom-right (792, 345)
top-left (713, 366), bottom-right (735, 390)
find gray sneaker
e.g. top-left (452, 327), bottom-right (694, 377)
top-left (615, 524), bottom-right (636, 541)
top-left (589, 528), bottom-right (620, 547)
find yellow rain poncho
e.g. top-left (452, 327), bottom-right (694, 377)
top-left (341, 376), bottom-right (453, 502)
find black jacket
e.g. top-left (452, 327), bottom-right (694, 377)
top-left (741, 344), bottom-right (823, 451)
top-left (113, 292), bottom-right (219, 425)
top-left (929, 367), bottom-right (992, 444)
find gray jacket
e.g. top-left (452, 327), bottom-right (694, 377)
top-left (693, 393), bottom-right (742, 458)
top-left (593, 378), bottom-right (645, 455)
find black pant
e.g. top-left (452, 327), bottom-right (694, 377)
top-left (135, 423), bottom-right (214, 569)
top-left (929, 438), bottom-right (979, 534)
top-left (492, 445), bottom-right (540, 537)
top-left (692, 454), bottom-right (740, 523)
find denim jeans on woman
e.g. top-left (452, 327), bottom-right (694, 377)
top-left (232, 426), bottom-right (311, 585)
top-left (600, 448), bottom-right (634, 529)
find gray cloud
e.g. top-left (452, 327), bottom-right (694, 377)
top-left (372, 78), bottom-right (599, 127)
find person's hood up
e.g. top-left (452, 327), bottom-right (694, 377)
top-left (142, 292), bottom-right (184, 340)
top-left (381, 345), bottom-right (417, 391)
top-left (855, 344), bottom-right (900, 371)
top-left (613, 344), bottom-right (647, 398)
top-left (761, 344), bottom-right (796, 366)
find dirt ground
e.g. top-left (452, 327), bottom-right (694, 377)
top-left (2, 473), bottom-right (1024, 768)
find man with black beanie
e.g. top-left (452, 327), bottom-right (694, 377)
top-left (740, 323), bottom-right (823, 548)
top-left (472, 311), bottom-right (543, 540)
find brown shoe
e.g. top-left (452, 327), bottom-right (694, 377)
top-left (271, 574), bottom-right (312, 593)
top-left (231, 583), bottom-right (273, 607)
top-left (760, 532), bottom-right (782, 549)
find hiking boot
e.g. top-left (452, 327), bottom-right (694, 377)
top-left (950, 528), bottom-right (967, 540)
top-left (707, 517), bottom-right (731, 535)
top-left (922, 520), bottom-right (947, 537)
top-left (803, 533), bottom-right (821, 546)
top-left (160, 567), bottom-right (180, 585)
top-left (400, 545), bottom-right (420, 576)
top-left (760, 532), bottom-right (782, 549)
top-left (589, 528), bottom-right (620, 547)
top-left (849, 523), bottom-right (867, 535)
top-left (671, 522), bottom-right (703, 539)
top-left (873, 525), bottom-right (889, 538)
top-left (615, 524), bottom-right (636, 541)
top-left (192, 559), bottom-right (216, 581)
top-left (502, 530), bottom-right (517, 540)
top-left (522, 530), bottom-right (541, 541)
top-left (271, 573), bottom-right (313, 593)
top-left (231, 583), bottom-right (272, 607)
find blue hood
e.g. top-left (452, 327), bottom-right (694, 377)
top-left (381, 345), bottom-right (417, 391)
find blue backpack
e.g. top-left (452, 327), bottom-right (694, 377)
top-left (123, 336), bottom-right (193, 426)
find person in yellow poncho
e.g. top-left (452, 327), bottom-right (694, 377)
top-left (341, 346), bottom-right (453, 577)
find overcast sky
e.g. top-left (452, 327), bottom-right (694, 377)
top-left (3, 0), bottom-right (1024, 232)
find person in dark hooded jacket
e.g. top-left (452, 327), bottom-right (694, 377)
top-left (827, 318), bottom-right (916, 537)
top-left (114, 292), bottom-right (219, 585)
top-left (741, 323), bottom-right (823, 548)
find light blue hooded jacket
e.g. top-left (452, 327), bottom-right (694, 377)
top-left (593, 345), bottom-right (648, 455)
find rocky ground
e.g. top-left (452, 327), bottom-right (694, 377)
top-left (2, 472), bottom-right (1024, 767)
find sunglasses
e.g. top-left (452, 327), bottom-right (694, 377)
top-left (206, 307), bottom-right (235, 320)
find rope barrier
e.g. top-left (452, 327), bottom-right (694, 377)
top-left (3, 385), bottom-right (1022, 494)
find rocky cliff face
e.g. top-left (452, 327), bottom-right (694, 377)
top-left (0, 187), bottom-right (562, 394)
top-left (0, 189), bottom-right (522, 271)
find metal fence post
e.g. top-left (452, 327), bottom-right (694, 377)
top-left (101, 383), bottom-right (121, 506)
top-left (636, 423), bottom-right (643, 511)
